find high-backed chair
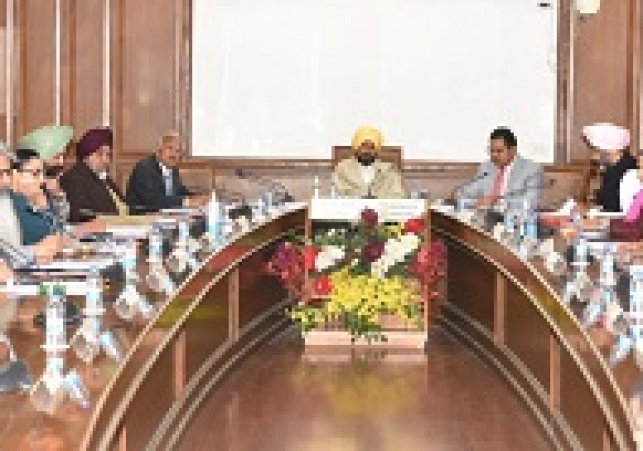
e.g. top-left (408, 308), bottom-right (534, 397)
top-left (331, 145), bottom-right (403, 169)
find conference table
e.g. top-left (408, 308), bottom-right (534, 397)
top-left (0, 202), bottom-right (639, 450)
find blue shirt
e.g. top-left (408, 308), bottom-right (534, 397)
top-left (11, 191), bottom-right (55, 246)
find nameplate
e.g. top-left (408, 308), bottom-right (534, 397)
top-left (309, 198), bottom-right (426, 222)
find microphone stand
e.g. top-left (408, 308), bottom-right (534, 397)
top-left (0, 286), bottom-right (33, 393)
top-left (235, 169), bottom-right (295, 203)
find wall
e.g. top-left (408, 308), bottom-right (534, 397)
top-left (0, 0), bottom-right (639, 191)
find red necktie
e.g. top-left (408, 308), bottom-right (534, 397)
top-left (491, 166), bottom-right (506, 199)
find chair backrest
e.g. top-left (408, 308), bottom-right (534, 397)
top-left (542, 164), bottom-right (590, 206)
top-left (332, 145), bottom-right (403, 169)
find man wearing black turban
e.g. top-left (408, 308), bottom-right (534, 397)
top-left (60, 127), bottom-right (128, 223)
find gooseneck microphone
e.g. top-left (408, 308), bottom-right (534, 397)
top-left (235, 169), bottom-right (295, 203)
top-left (452, 171), bottom-right (490, 198)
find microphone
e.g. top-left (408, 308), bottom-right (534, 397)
top-left (235, 169), bottom-right (295, 203)
top-left (453, 171), bottom-right (490, 198)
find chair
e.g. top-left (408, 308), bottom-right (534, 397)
top-left (332, 145), bottom-right (403, 169)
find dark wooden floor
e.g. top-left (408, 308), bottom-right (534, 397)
top-left (177, 328), bottom-right (552, 451)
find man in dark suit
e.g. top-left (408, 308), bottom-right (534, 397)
top-left (125, 131), bottom-right (208, 212)
top-left (60, 127), bottom-right (128, 223)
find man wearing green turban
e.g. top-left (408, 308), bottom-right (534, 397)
top-left (332, 126), bottom-right (405, 199)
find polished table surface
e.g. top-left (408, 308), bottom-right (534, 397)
top-left (431, 208), bottom-right (639, 450)
top-left (0, 205), bottom-right (306, 450)
top-left (1, 203), bottom-right (639, 450)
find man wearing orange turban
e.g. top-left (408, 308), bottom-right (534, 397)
top-left (333, 126), bottom-right (405, 198)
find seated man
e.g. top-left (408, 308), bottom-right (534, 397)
top-left (60, 127), bottom-right (128, 222)
top-left (583, 123), bottom-right (637, 212)
top-left (126, 131), bottom-right (208, 212)
top-left (459, 127), bottom-right (543, 208)
top-left (333, 126), bottom-right (405, 199)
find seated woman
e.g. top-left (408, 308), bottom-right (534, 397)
top-left (332, 126), bottom-right (405, 199)
top-left (10, 148), bottom-right (58, 246)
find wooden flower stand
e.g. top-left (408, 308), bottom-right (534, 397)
top-left (302, 198), bottom-right (438, 349)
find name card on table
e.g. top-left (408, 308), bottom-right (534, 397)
top-left (309, 199), bottom-right (426, 222)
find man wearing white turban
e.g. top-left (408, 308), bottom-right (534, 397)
top-left (332, 126), bottom-right (405, 199)
top-left (583, 123), bottom-right (636, 212)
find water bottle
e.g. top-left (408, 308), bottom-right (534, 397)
top-left (264, 191), bottom-right (274, 214)
top-left (148, 224), bottom-right (163, 264)
top-left (600, 244), bottom-right (616, 287)
top-left (46, 288), bottom-right (66, 350)
top-left (178, 217), bottom-right (190, 248)
top-left (207, 192), bottom-right (221, 243)
top-left (574, 239), bottom-right (588, 265)
top-left (330, 182), bottom-right (338, 199)
top-left (523, 204), bottom-right (538, 243)
top-left (123, 238), bottom-right (137, 277)
top-left (85, 266), bottom-right (103, 318)
top-left (609, 333), bottom-right (633, 366)
top-left (312, 176), bottom-right (320, 199)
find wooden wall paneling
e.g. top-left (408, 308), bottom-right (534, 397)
top-left (60, 0), bottom-right (73, 127)
top-left (556, 0), bottom-right (573, 163)
top-left (72, 0), bottom-right (104, 135)
top-left (571, 0), bottom-right (630, 162)
top-left (119, 0), bottom-right (178, 155)
top-left (631, 0), bottom-right (642, 153)
top-left (19, 0), bottom-right (56, 135)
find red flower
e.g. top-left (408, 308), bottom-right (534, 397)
top-left (360, 208), bottom-right (379, 228)
top-left (404, 218), bottom-right (424, 234)
top-left (362, 241), bottom-right (385, 263)
top-left (303, 245), bottom-right (318, 271)
top-left (314, 276), bottom-right (333, 296)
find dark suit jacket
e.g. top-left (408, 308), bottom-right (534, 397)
top-left (60, 161), bottom-right (127, 223)
top-left (125, 155), bottom-right (191, 212)
top-left (11, 191), bottom-right (54, 246)
top-left (596, 152), bottom-right (637, 212)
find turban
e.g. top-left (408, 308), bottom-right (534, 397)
top-left (76, 127), bottom-right (113, 160)
top-left (351, 126), bottom-right (383, 151)
top-left (582, 123), bottom-right (630, 152)
top-left (18, 125), bottom-right (73, 160)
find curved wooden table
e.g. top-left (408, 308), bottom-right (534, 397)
top-left (431, 210), bottom-right (638, 451)
top-left (0, 206), bottom-right (305, 450)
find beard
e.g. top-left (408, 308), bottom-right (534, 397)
top-left (356, 154), bottom-right (375, 166)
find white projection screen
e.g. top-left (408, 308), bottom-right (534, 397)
top-left (191, 0), bottom-right (557, 162)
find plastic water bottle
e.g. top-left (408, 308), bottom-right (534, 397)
top-left (85, 266), bottom-right (103, 317)
top-left (123, 239), bottom-right (137, 277)
top-left (524, 206), bottom-right (538, 242)
top-left (178, 217), bottom-right (190, 247)
top-left (148, 224), bottom-right (163, 264)
top-left (330, 182), bottom-right (338, 199)
top-left (313, 176), bottom-right (320, 199)
top-left (207, 192), bottom-right (221, 242)
top-left (575, 239), bottom-right (588, 265)
top-left (46, 289), bottom-right (65, 350)
top-left (600, 244), bottom-right (616, 287)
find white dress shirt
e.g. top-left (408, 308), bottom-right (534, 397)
top-left (158, 161), bottom-right (173, 196)
top-left (358, 164), bottom-right (376, 187)
top-left (619, 168), bottom-right (643, 212)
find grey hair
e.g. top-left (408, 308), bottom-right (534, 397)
top-left (157, 130), bottom-right (180, 149)
top-left (0, 142), bottom-right (15, 162)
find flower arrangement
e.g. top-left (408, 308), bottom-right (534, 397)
top-left (265, 208), bottom-right (446, 343)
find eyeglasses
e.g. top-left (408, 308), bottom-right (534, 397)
top-left (17, 168), bottom-right (44, 178)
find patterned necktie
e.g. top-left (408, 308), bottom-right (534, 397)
top-left (491, 166), bottom-right (506, 199)
top-left (625, 189), bottom-right (643, 222)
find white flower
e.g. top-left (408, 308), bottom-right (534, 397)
top-left (314, 245), bottom-right (345, 271)
top-left (400, 233), bottom-right (420, 253)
